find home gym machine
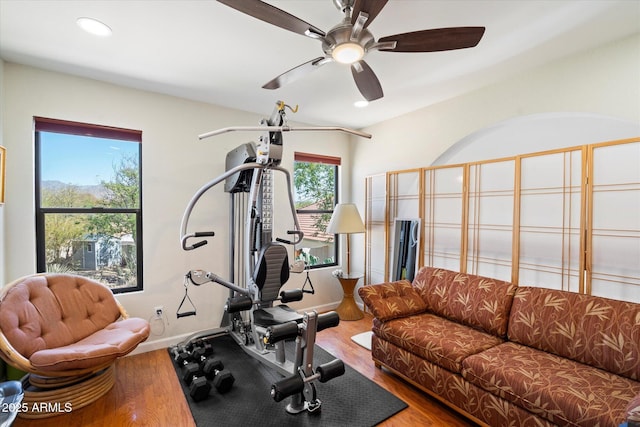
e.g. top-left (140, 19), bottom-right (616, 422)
top-left (177, 101), bottom-right (371, 414)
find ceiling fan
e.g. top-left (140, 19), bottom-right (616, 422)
top-left (217, 0), bottom-right (485, 102)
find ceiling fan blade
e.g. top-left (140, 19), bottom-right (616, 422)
top-left (351, 60), bottom-right (383, 101)
top-left (378, 27), bottom-right (485, 52)
top-left (217, 0), bottom-right (325, 39)
top-left (351, 0), bottom-right (388, 28)
top-left (263, 57), bottom-right (331, 89)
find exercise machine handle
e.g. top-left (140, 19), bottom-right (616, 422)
top-left (195, 231), bottom-right (216, 237)
top-left (275, 230), bottom-right (304, 246)
top-left (177, 311), bottom-right (196, 318)
top-left (180, 162), bottom-right (261, 251)
top-left (182, 231), bottom-right (215, 251)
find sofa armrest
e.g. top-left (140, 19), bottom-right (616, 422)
top-left (358, 280), bottom-right (427, 321)
top-left (626, 392), bottom-right (640, 426)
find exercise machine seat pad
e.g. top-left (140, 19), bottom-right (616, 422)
top-left (253, 305), bottom-right (303, 327)
top-left (253, 243), bottom-right (290, 302)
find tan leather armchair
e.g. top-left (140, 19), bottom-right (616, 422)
top-left (0, 273), bottom-right (150, 418)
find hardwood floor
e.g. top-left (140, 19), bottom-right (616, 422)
top-left (14, 313), bottom-right (475, 426)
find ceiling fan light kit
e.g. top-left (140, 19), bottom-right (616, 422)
top-left (331, 42), bottom-right (364, 64)
top-left (218, 0), bottom-right (485, 102)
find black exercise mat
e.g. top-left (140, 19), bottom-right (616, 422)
top-left (169, 334), bottom-right (407, 427)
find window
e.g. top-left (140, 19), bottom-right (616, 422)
top-left (35, 117), bottom-right (143, 293)
top-left (293, 152), bottom-right (340, 269)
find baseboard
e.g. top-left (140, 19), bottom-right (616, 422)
top-left (302, 300), bottom-right (365, 313)
top-left (305, 301), bottom-right (341, 314)
top-left (128, 300), bottom-right (347, 356)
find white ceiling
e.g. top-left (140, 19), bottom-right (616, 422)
top-left (1, 1), bottom-right (639, 128)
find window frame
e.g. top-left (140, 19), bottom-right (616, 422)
top-left (34, 117), bottom-right (143, 293)
top-left (294, 152), bottom-right (340, 270)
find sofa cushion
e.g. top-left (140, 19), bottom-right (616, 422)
top-left (462, 342), bottom-right (640, 427)
top-left (373, 314), bottom-right (504, 373)
top-left (509, 286), bottom-right (640, 380)
top-left (412, 267), bottom-right (517, 337)
top-left (358, 280), bottom-right (427, 321)
top-left (0, 274), bottom-right (122, 358)
top-left (29, 317), bottom-right (150, 371)
top-left (372, 335), bottom-right (557, 427)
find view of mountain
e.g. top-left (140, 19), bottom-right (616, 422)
top-left (42, 180), bottom-right (107, 199)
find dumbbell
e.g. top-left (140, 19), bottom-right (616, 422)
top-left (182, 361), bottom-right (212, 402)
top-left (170, 345), bottom-right (191, 365)
top-left (201, 358), bottom-right (235, 393)
top-left (182, 338), bottom-right (213, 354)
top-left (171, 340), bottom-right (213, 365)
top-left (173, 348), bottom-right (199, 371)
top-left (187, 347), bottom-right (216, 372)
top-left (191, 342), bottom-right (214, 360)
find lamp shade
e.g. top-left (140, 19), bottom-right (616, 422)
top-left (327, 203), bottom-right (365, 235)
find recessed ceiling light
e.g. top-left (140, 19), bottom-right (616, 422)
top-left (77, 17), bottom-right (112, 37)
top-left (354, 100), bottom-right (369, 108)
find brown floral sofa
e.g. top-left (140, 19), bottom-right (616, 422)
top-left (359, 266), bottom-right (640, 427)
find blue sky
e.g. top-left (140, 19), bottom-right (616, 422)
top-left (40, 132), bottom-right (139, 185)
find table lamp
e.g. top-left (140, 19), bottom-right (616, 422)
top-left (327, 203), bottom-right (365, 276)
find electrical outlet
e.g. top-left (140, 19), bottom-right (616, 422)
top-left (154, 306), bottom-right (164, 318)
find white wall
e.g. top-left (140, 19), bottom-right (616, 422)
top-left (350, 33), bottom-right (640, 287)
top-left (0, 59), bottom-right (4, 283)
top-left (432, 112), bottom-right (640, 166)
top-left (1, 63), bottom-right (353, 352)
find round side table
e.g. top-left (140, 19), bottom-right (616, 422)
top-left (335, 276), bottom-right (364, 321)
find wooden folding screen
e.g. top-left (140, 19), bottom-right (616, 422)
top-left (422, 166), bottom-right (465, 272)
top-left (364, 137), bottom-right (639, 303)
top-left (364, 174), bottom-right (387, 287)
top-left (587, 140), bottom-right (640, 301)
top-left (516, 148), bottom-right (584, 292)
top-left (466, 159), bottom-right (516, 281)
top-left (385, 170), bottom-right (421, 282)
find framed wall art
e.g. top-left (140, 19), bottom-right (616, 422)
top-left (0, 145), bottom-right (5, 204)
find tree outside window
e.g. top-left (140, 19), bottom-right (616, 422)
top-left (293, 153), bottom-right (340, 269)
top-left (35, 118), bottom-right (143, 293)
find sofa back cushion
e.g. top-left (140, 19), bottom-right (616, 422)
top-left (509, 286), bottom-right (640, 380)
top-left (412, 267), bottom-right (517, 337)
top-left (0, 274), bottom-right (122, 358)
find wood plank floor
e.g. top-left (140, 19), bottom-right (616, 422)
top-left (13, 313), bottom-right (476, 426)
